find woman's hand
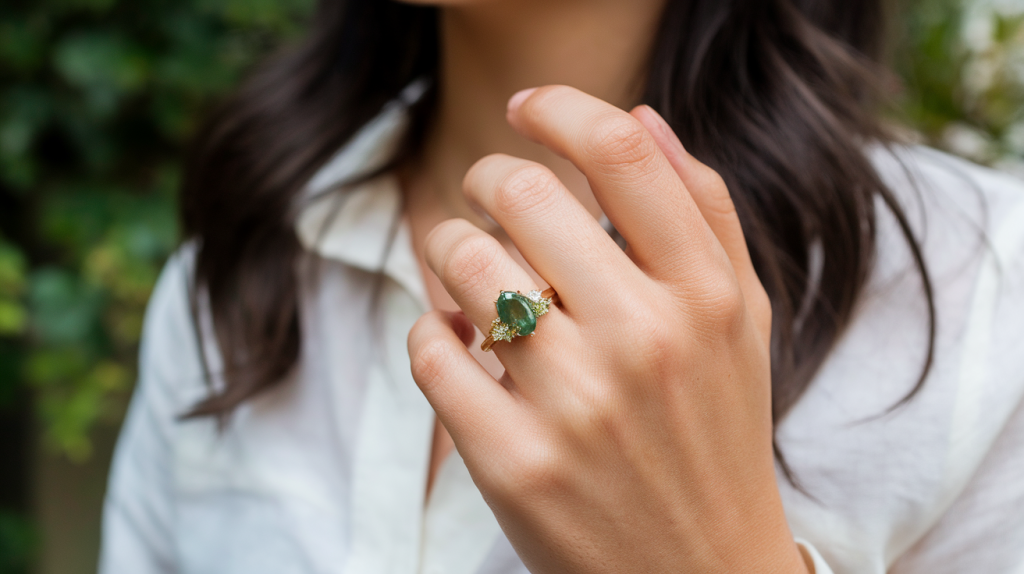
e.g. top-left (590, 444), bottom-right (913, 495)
top-left (407, 85), bottom-right (809, 574)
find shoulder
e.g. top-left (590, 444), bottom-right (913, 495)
top-left (869, 144), bottom-right (1024, 263)
top-left (865, 144), bottom-right (1024, 376)
top-left (860, 144), bottom-right (1024, 338)
top-left (780, 144), bottom-right (1024, 449)
top-left (142, 243), bottom-right (194, 353)
top-left (100, 243), bottom-right (212, 573)
top-left (863, 145), bottom-right (1024, 456)
top-left (137, 242), bottom-right (215, 410)
top-left (778, 147), bottom-right (1024, 569)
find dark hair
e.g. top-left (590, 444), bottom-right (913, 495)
top-left (181, 0), bottom-right (935, 475)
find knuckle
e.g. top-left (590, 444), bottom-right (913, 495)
top-left (563, 385), bottom-right (622, 439)
top-left (503, 442), bottom-right (567, 495)
top-left (750, 284), bottom-right (773, 335)
top-left (694, 280), bottom-right (749, 338)
top-left (630, 315), bottom-right (679, 368)
top-left (585, 115), bottom-right (659, 171)
top-left (751, 284), bottom-right (772, 320)
top-left (695, 163), bottom-right (727, 192)
top-left (442, 233), bottom-right (503, 293)
top-left (492, 163), bottom-right (560, 216)
top-left (609, 302), bottom-right (680, 374)
top-left (717, 287), bottom-right (748, 324)
top-left (693, 166), bottom-right (738, 219)
top-left (617, 301), bottom-right (668, 345)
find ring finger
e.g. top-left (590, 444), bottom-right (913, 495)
top-left (424, 218), bottom-right (573, 370)
top-left (463, 153), bottom-right (644, 316)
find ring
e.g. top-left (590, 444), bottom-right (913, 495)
top-left (481, 287), bottom-right (559, 352)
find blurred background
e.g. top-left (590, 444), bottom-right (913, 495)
top-left (0, 0), bottom-right (1021, 572)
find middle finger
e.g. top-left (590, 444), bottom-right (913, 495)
top-left (507, 85), bottom-right (722, 282)
top-left (463, 153), bottom-right (643, 313)
top-left (424, 218), bottom-right (573, 366)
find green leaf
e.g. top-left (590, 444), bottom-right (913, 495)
top-left (52, 30), bottom-right (150, 111)
top-left (0, 240), bottom-right (27, 297)
top-left (0, 88), bottom-right (53, 181)
top-left (0, 15), bottom-right (50, 74)
top-left (25, 348), bottom-right (89, 388)
top-left (0, 301), bottom-right (27, 335)
top-left (0, 510), bottom-right (37, 574)
top-left (28, 268), bottom-right (104, 347)
top-left (1, 0), bottom-right (313, 463)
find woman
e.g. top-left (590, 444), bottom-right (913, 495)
top-left (99, 0), bottom-right (1024, 572)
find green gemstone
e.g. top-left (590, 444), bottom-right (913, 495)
top-left (496, 291), bottom-right (537, 336)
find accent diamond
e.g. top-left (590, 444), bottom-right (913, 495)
top-left (489, 318), bottom-right (519, 342)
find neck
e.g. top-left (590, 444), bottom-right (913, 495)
top-left (404, 0), bottom-right (666, 231)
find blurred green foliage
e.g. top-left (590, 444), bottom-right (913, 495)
top-left (0, 0), bottom-right (315, 463)
top-left (0, 2), bottom-right (313, 565)
top-left (0, 510), bottom-right (36, 574)
top-left (0, 0), bottom-right (1022, 568)
top-left (896, 0), bottom-right (1024, 174)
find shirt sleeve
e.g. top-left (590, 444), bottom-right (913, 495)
top-left (98, 248), bottom-right (204, 574)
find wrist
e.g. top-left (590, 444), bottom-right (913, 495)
top-left (707, 486), bottom-right (810, 574)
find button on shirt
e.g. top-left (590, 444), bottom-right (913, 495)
top-left (99, 91), bottom-right (1024, 574)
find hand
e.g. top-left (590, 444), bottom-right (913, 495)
top-left (407, 85), bottom-right (809, 574)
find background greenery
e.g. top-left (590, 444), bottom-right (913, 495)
top-left (0, 1), bottom-right (314, 571)
top-left (0, 0), bottom-right (1021, 572)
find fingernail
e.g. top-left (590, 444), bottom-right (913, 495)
top-left (507, 87), bottom-right (538, 114)
top-left (642, 105), bottom-right (686, 153)
top-left (467, 197), bottom-right (498, 228)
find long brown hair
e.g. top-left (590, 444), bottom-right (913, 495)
top-left (180, 0), bottom-right (935, 475)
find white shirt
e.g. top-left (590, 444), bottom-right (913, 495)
top-left (98, 91), bottom-right (1024, 574)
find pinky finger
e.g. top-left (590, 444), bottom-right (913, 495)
top-left (408, 310), bottom-right (518, 453)
top-left (631, 105), bottom-right (773, 342)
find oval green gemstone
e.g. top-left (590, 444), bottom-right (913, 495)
top-left (496, 291), bottom-right (537, 336)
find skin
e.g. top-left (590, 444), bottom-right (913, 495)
top-left (403, 0), bottom-right (664, 494)
top-left (400, 1), bottom-right (814, 572)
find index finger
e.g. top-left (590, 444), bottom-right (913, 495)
top-left (506, 85), bottom-right (725, 286)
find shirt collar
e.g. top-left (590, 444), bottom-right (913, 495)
top-left (294, 81), bottom-right (430, 308)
